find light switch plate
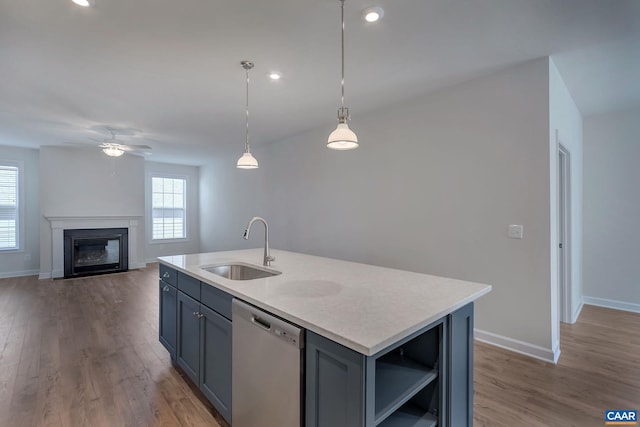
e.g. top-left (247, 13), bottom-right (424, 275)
top-left (508, 225), bottom-right (524, 239)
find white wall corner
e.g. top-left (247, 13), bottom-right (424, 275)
top-left (551, 339), bottom-right (561, 364)
top-left (474, 329), bottom-right (558, 364)
top-left (571, 298), bottom-right (584, 323)
top-left (583, 296), bottom-right (640, 314)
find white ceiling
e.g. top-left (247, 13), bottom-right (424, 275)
top-left (1, 0), bottom-right (639, 165)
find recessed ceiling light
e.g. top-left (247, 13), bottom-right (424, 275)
top-left (72, 0), bottom-right (93, 7)
top-left (363, 7), bottom-right (384, 23)
top-left (268, 72), bottom-right (282, 80)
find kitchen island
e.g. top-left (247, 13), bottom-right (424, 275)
top-left (158, 248), bottom-right (491, 427)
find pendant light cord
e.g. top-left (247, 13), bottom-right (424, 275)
top-left (245, 66), bottom-right (250, 152)
top-left (341, 0), bottom-right (345, 110)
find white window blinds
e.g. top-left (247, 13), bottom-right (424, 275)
top-left (0, 165), bottom-right (18, 250)
top-left (151, 176), bottom-right (186, 240)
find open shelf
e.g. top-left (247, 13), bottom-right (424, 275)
top-left (374, 352), bottom-right (438, 424)
top-left (377, 402), bottom-right (437, 427)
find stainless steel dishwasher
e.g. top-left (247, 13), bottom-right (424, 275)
top-left (232, 299), bottom-right (304, 427)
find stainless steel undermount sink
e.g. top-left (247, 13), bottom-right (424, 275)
top-left (201, 262), bottom-right (281, 280)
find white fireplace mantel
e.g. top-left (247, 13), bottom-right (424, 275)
top-left (46, 216), bottom-right (144, 278)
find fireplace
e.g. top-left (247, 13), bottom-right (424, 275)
top-left (64, 228), bottom-right (128, 278)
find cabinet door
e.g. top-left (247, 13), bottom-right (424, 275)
top-left (306, 331), bottom-right (365, 427)
top-left (199, 304), bottom-right (232, 424)
top-left (447, 302), bottom-right (474, 427)
top-left (159, 280), bottom-right (177, 359)
top-left (177, 291), bottom-right (200, 384)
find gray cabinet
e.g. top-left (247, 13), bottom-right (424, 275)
top-left (177, 291), bottom-right (200, 384)
top-left (159, 266), bottom-right (232, 425)
top-left (200, 304), bottom-right (232, 423)
top-left (306, 332), bottom-right (366, 427)
top-left (447, 302), bottom-right (474, 427)
top-left (306, 303), bottom-right (474, 427)
top-left (159, 280), bottom-right (177, 359)
top-left (159, 263), bottom-right (177, 286)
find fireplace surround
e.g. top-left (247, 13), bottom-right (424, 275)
top-left (45, 216), bottom-right (142, 279)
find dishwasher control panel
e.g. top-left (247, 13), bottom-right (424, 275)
top-left (275, 328), bottom-right (299, 346)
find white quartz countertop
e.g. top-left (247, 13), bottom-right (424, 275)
top-left (158, 249), bottom-right (491, 356)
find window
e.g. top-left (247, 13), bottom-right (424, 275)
top-left (0, 164), bottom-right (19, 250)
top-left (151, 176), bottom-right (186, 240)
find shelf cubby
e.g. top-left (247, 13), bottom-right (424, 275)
top-left (378, 380), bottom-right (439, 427)
top-left (375, 353), bottom-right (437, 423)
top-left (374, 324), bottom-right (441, 425)
top-left (377, 402), bottom-right (437, 427)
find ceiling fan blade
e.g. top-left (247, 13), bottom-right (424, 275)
top-left (120, 144), bottom-right (152, 151)
top-left (62, 141), bottom-right (94, 148)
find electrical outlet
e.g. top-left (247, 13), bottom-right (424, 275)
top-left (508, 225), bottom-right (524, 239)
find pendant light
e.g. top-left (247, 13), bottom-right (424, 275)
top-left (237, 61), bottom-right (259, 169)
top-left (327, 0), bottom-right (359, 150)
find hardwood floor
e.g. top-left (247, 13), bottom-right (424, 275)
top-left (0, 265), bottom-right (638, 426)
top-left (0, 265), bottom-right (225, 427)
top-left (474, 305), bottom-right (640, 426)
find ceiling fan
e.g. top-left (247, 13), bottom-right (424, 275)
top-left (96, 129), bottom-right (152, 157)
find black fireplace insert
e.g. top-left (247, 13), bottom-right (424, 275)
top-left (63, 228), bottom-right (128, 278)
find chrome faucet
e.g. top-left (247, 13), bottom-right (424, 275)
top-left (243, 216), bottom-right (275, 266)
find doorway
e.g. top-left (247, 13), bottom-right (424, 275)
top-left (558, 141), bottom-right (572, 323)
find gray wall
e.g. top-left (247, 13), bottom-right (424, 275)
top-left (199, 58), bottom-right (558, 358)
top-left (145, 161), bottom-right (201, 261)
top-left (583, 107), bottom-right (640, 310)
top-left (0, 146), bottom-right (40, 277)
top-left (199, 155), bottom-right (267, 253)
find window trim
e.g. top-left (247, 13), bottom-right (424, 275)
top-left (147, 172), bottom-right (189, 244)
top-left (0, 160), bottom-right (24, 252)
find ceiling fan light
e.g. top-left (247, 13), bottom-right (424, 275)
top-left (72, 0), bottom-right (93, 7)
top-left (327, 123), bottom-right (359, 150)
top-left (363, 7), bottom-right (384, 22)
top-left (237, 151), bottom-right (259, 169)
top-left (103, 146), bottom-right (124, 157)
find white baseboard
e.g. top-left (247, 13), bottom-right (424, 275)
top-left (130, 262), bottom-right (147, 270)
top-left (583, 296), bottom-right (640, 314)
top-left (474, 329), bottom-right (559, 364)
top-left (39, 272), bottom-right (52, 280)
top-left (0, 269), bottom-right (40, 279)
top-left (571, 300), bottom-right (584, 323)
top-left (145, 258), bottom-right (160, 264)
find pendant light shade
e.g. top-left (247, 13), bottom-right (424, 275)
top-left (327, 122), bottom-right (358, 150)
top-left (237, 151), bottom-right (258, 169)
top-left (237, 60), bottom-right (259, 169)
top-left (328, 0), bottom-right (359, 150)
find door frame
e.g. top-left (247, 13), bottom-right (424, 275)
top-left (558, 142), bottom-right (572, 324)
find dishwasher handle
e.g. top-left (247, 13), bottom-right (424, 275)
top-left (252, 315), bottom-right (271, 330)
